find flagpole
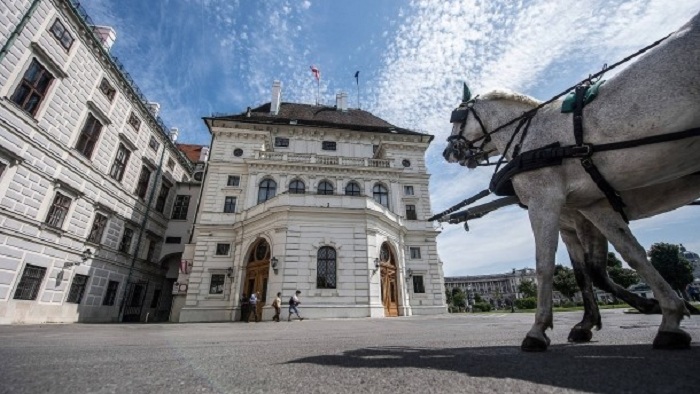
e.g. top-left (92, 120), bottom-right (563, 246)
top-left (355, 71), bottom-right (360, 109)
top-left (316, 78), bottom-right (320, 106)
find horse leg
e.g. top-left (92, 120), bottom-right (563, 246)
top-left (580, 204), bottom-right (691, 350)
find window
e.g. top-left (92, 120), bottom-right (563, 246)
top-left (75, 113), bottom-right (103, 159)
top-left (167, 158), bottom-right (175, 170)
top-left (227, 175), bottom-right (240, 187)
top-left (165, 237), bottom-right (181, 244)
top-left (99, 78), bottom-right (116, 101)
top-left (404, 185), bottom-right (414, 195)
top-left (128, 112), bottom-right (141, 131)
top-left (409, 247), bottom-right (422, 259)
top-left (289, 179), bottom-right (305, 194)
top-left (109, 143), bottom-right (131, 182)
top-left (223, 196), bottom-right (236, 213)
top-left (155, 180), bottom-right (171, 213)
top-left (87, 213), bottom-right (108, 244)
top-left (0, 162), bottom-right (6, 178)
top-left (103, 280), bottom-right (119, 306)
top-left (317, 180), bottom-right (334, 195)
top-left (150, 289), bottom-right (161, 308)
top-left (49, 19), bottom-right (74, 50)
top-left (413, 275), bottom-right (425, 294)
top-left (274, 137), bottom-right (289, 147)
top-left (135, 166), bottom-right (152, 199)
top-left (119, 228), bottom-right (134, 253)
top-left (233, 148), bottom-right (243, 157)
top-left (149, 136), bottom-right (160, 152)
top-left (216, 243), bottom-right (231, 256)
top-left (321, 141), bottom-right (336, 151)
top-left (13, 265), bottom-right (47, 300)
top-left (66, 274), bottom-right (89, 304)
top-left (345, 181), bottom-right (361, 196)
top-left (210, 274), bottom-right (225, 294)
top-left (257, 179), bottom-right (276, 203)
top-left (402, 159), bottom-right (411, 167)
top-left (406, 204), bottom-right (417, 220)
top-left (146, 240), bottom-right (157, 262)
top-left (373, 184), bottom-right (389, 208)
top-left (171, 195), bottom-right (190, 220)
top-left (45, 192), bottom-right (72, 228)
top-left (10, 59), bottom-right (54, 116)
top-left (316, 246), bottom-right (336, 289)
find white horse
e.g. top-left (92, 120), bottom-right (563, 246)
top-left (443, 12), bottom-right (700, 351)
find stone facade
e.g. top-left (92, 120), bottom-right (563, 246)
top-left (445, 268), bottom-right (538, 307)
top-left (0, 0), bottom-right (194, 323)
top-left (174, 85), bottom-right (446, 322)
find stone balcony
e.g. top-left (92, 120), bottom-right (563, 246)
top-left (254, 151), bottom-right (393, 168)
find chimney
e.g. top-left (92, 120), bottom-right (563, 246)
top-left (199, 146), bottom-right (210, 162)
top-left (169, 127), bottom-right (179, 142)
top-left (146, 102), bottom-right (160, 116)
top-left (336, 92), bottom-right (348, 111)
top-left (246, 107), bottom-right (251, 117)
top-left (270, 80), bottom-right (282, 115)
top-left (91, 26), bottom-right (117, 52)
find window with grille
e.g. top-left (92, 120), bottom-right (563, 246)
top-left (13, 265), bottom-right (47, 300)
top-left (227, 175), bottom-right (240, 187)
top-left (155, 180), bottom-right (171, 213)
top-left (409, 247), bottom-right (421, 259)
top-left (49, 19), bottom-right (74, 50)
top-left (210, 274), bottom-right (225, 294)
top-left (167, 158), bottom-right (175, 170)
top-left (316, 246), bottom-right (337, 289)
top-left (257, 179), bottom-right (276, 203)
top-left (119, 228), bottom-right (133, 253)
top-left (45, 192), bottom-right (72, 228)
top-left (66, 274), bottom-right (89, 304)
top-left (404, 185), bottom-right (414, 195)
top-left (345, 182), bottom-right (361, 196)
top-left (165, 236), bottom-right (181, 244)
top-left (128, 112), bottom-right (141, 131)
top-left (274, 137), bottom-right (289, 147)
top-left (317, 180), bottom-right (334, 195)
top-left (99, 78), bottom-right (115, 101)
top-left (406, 204), bottom-right (417, 220)
top-left (171, 195), bottom-right (190, 220)
top-left (10, 59), bottom-right (54, 116)
top-left (373, 184), bottom-right (389, 208)
top-left (109, 143), bottom-right (130, 182)
top-left (149, 136), bottom-right (160, 152)
top-left (75, 113), bottom-right (103, 159)
top-left (146, 240), bottom-right (157, 262)
top-left (223, 196), bottom-right (236, 213)
top-left (150, 289), bottom-right (161, 308)
top-left (321, 141), bottom-right (336, 151)
top-left (87, 213), bottom-right (107, 244)
top-left (135, 166), bottom-right (152, 199)
top-left (412, 275), bottom-right (425, 294)
top-left (216, 243), bottom-right (231, 256)
top-left (102, 280), bottom-right (119, 306)
top-left (289, 179), bottom-right (305, 194)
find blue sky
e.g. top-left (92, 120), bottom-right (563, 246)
top-left (82, 0), bottom-right (700, 276)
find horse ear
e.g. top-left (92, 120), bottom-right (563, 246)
top-left (462, 83), bottom-right (472, 103)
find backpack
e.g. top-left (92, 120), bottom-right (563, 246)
top-left (289, 297), bottom-right (295, 306)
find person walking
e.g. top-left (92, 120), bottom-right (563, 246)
top-left (272, 292), bottom-right (282, 322)
top-left (247, 292), bottom-right (259, 322)
top-left (288, 290), bottom-right (304, 322)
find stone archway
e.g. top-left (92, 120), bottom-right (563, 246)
top-left (242, 238), bottom-right (270, 321)
top-left (379, 242), bottom-right (399, 317)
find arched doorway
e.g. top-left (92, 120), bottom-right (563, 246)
top-left (242, 238), bottom-right (270, 321)
top-left (379, 242), bottom-right (399, 317)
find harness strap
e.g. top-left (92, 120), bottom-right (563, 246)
top-left (580, 158), bottom-right (629, 223)
top-left (573, 85), bottom-right (587, 146)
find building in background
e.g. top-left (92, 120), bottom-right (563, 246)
top-left (0, 0), bottom-right (198, 323)
top-left (445, 268), bottom-right (537, 308)
top-left (172, 81), bottom-right (446, 322)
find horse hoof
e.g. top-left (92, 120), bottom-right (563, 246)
top-left (653, 331), bottom-right (692, 350)
top-left (521, 335), bottom-right (549, 352)
top-left (568, 328), bottom-right (593, 343)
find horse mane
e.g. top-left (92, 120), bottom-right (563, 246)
top-left (481, 89), bottom-right (541, 107)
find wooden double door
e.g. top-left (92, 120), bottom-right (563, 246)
top-left (380, 264), bottom-right (399, 317)
top-left (241, 239), bottom-right (271, 321)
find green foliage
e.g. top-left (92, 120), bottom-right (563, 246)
top-left (518, 279), bottom-right (537, 298)
top-left (606, 252), bottom-right (640, 289)
top-left (445, 289), bottom-right (453, 305)
top-left (553, 265), bottom-right (578, 301)
top-left (515, 297), bottom-right (537, 309)
top-left (473, 302), bottom-right (492, 312)
top-left (648, 243), bottom-right (694, 291)
top-left (452, 291), bottom-right (467, 308)
top-left (473, 292), bottom-right (483, 303)
top-left (606, 252), bottom-right (623, 269)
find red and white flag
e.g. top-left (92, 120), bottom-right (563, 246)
top-left (310, 65), bottom-right (320, 81)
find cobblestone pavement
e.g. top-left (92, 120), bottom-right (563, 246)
top-left (0, 309), bottom-right (698, 394)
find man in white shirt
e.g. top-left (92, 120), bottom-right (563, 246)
top-left (288, 290), bottom-right (304, 322)
top-left (247, 292), bottom-right (259, 322)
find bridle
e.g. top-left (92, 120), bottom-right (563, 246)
top-left (445, 98), bottom-right (497, 167)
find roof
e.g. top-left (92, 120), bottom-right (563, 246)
top-left (176, 143), bottom-right (206, 163)
top-left (205, 102), bottom-right (433, 140)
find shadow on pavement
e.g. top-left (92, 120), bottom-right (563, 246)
top-left (287, 344), bottom-right (699, 393)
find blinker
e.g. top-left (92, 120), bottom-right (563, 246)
top-left (450, 109), bottom-right (469, 123)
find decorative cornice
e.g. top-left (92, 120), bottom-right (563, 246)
top-left (29, 42), bottom-right (68, 79)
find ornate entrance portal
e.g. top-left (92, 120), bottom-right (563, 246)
top-left (379, 242), bottom-right (399, 317)
top-left (242, 239), bottom-right (270, 321)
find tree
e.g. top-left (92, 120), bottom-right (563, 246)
top-left (518, 279), bottom-right (537, 298)
top-left (648, 243), bottom-right (694, 294)
top-left (445, 289), bottom-right (454, 306)
top-left (606, 252), bottom-right (640, 289)
top-left (452, 291), bottom-right (467, 310)
top-left (553, 265), bottom-right (578, 301)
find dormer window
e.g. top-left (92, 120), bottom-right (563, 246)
top-left (49, 19), bottom-right (74, 51)
top-left (321, 141), bottom-right (336, 151)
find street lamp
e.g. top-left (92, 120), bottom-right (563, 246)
top-left (271, 257), bottom-right (279, 269)
top-left (226, 267), bottom-right (234, 278)
top-left (63, 248), bottom-right (93, 269)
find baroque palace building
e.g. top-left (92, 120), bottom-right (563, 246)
top-left (0, 0), bottom-right (199, 323)
top-left (173, 82), bottom-right (447, 322)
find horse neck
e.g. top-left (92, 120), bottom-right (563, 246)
top-left (481, 99), bottom-right (538, 157)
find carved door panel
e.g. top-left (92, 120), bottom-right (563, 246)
top-left (381, 265), bottom-right (399, 317)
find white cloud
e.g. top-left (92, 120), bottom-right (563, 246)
top-left (301, 1), bottom-right (312, 10)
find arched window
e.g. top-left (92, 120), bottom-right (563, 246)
top-left (289, 179), bottom-right (305, 194)
top-left (373, 183), bottom-right (389, 208)
top-left (345, 181), bottom-right (361, 196)
top-left (317, 246), bottom-right (336, 289)
top-left (258, 179), bottom-right (277, 203)
top-left (317, 180), bottom-right (334, 195)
